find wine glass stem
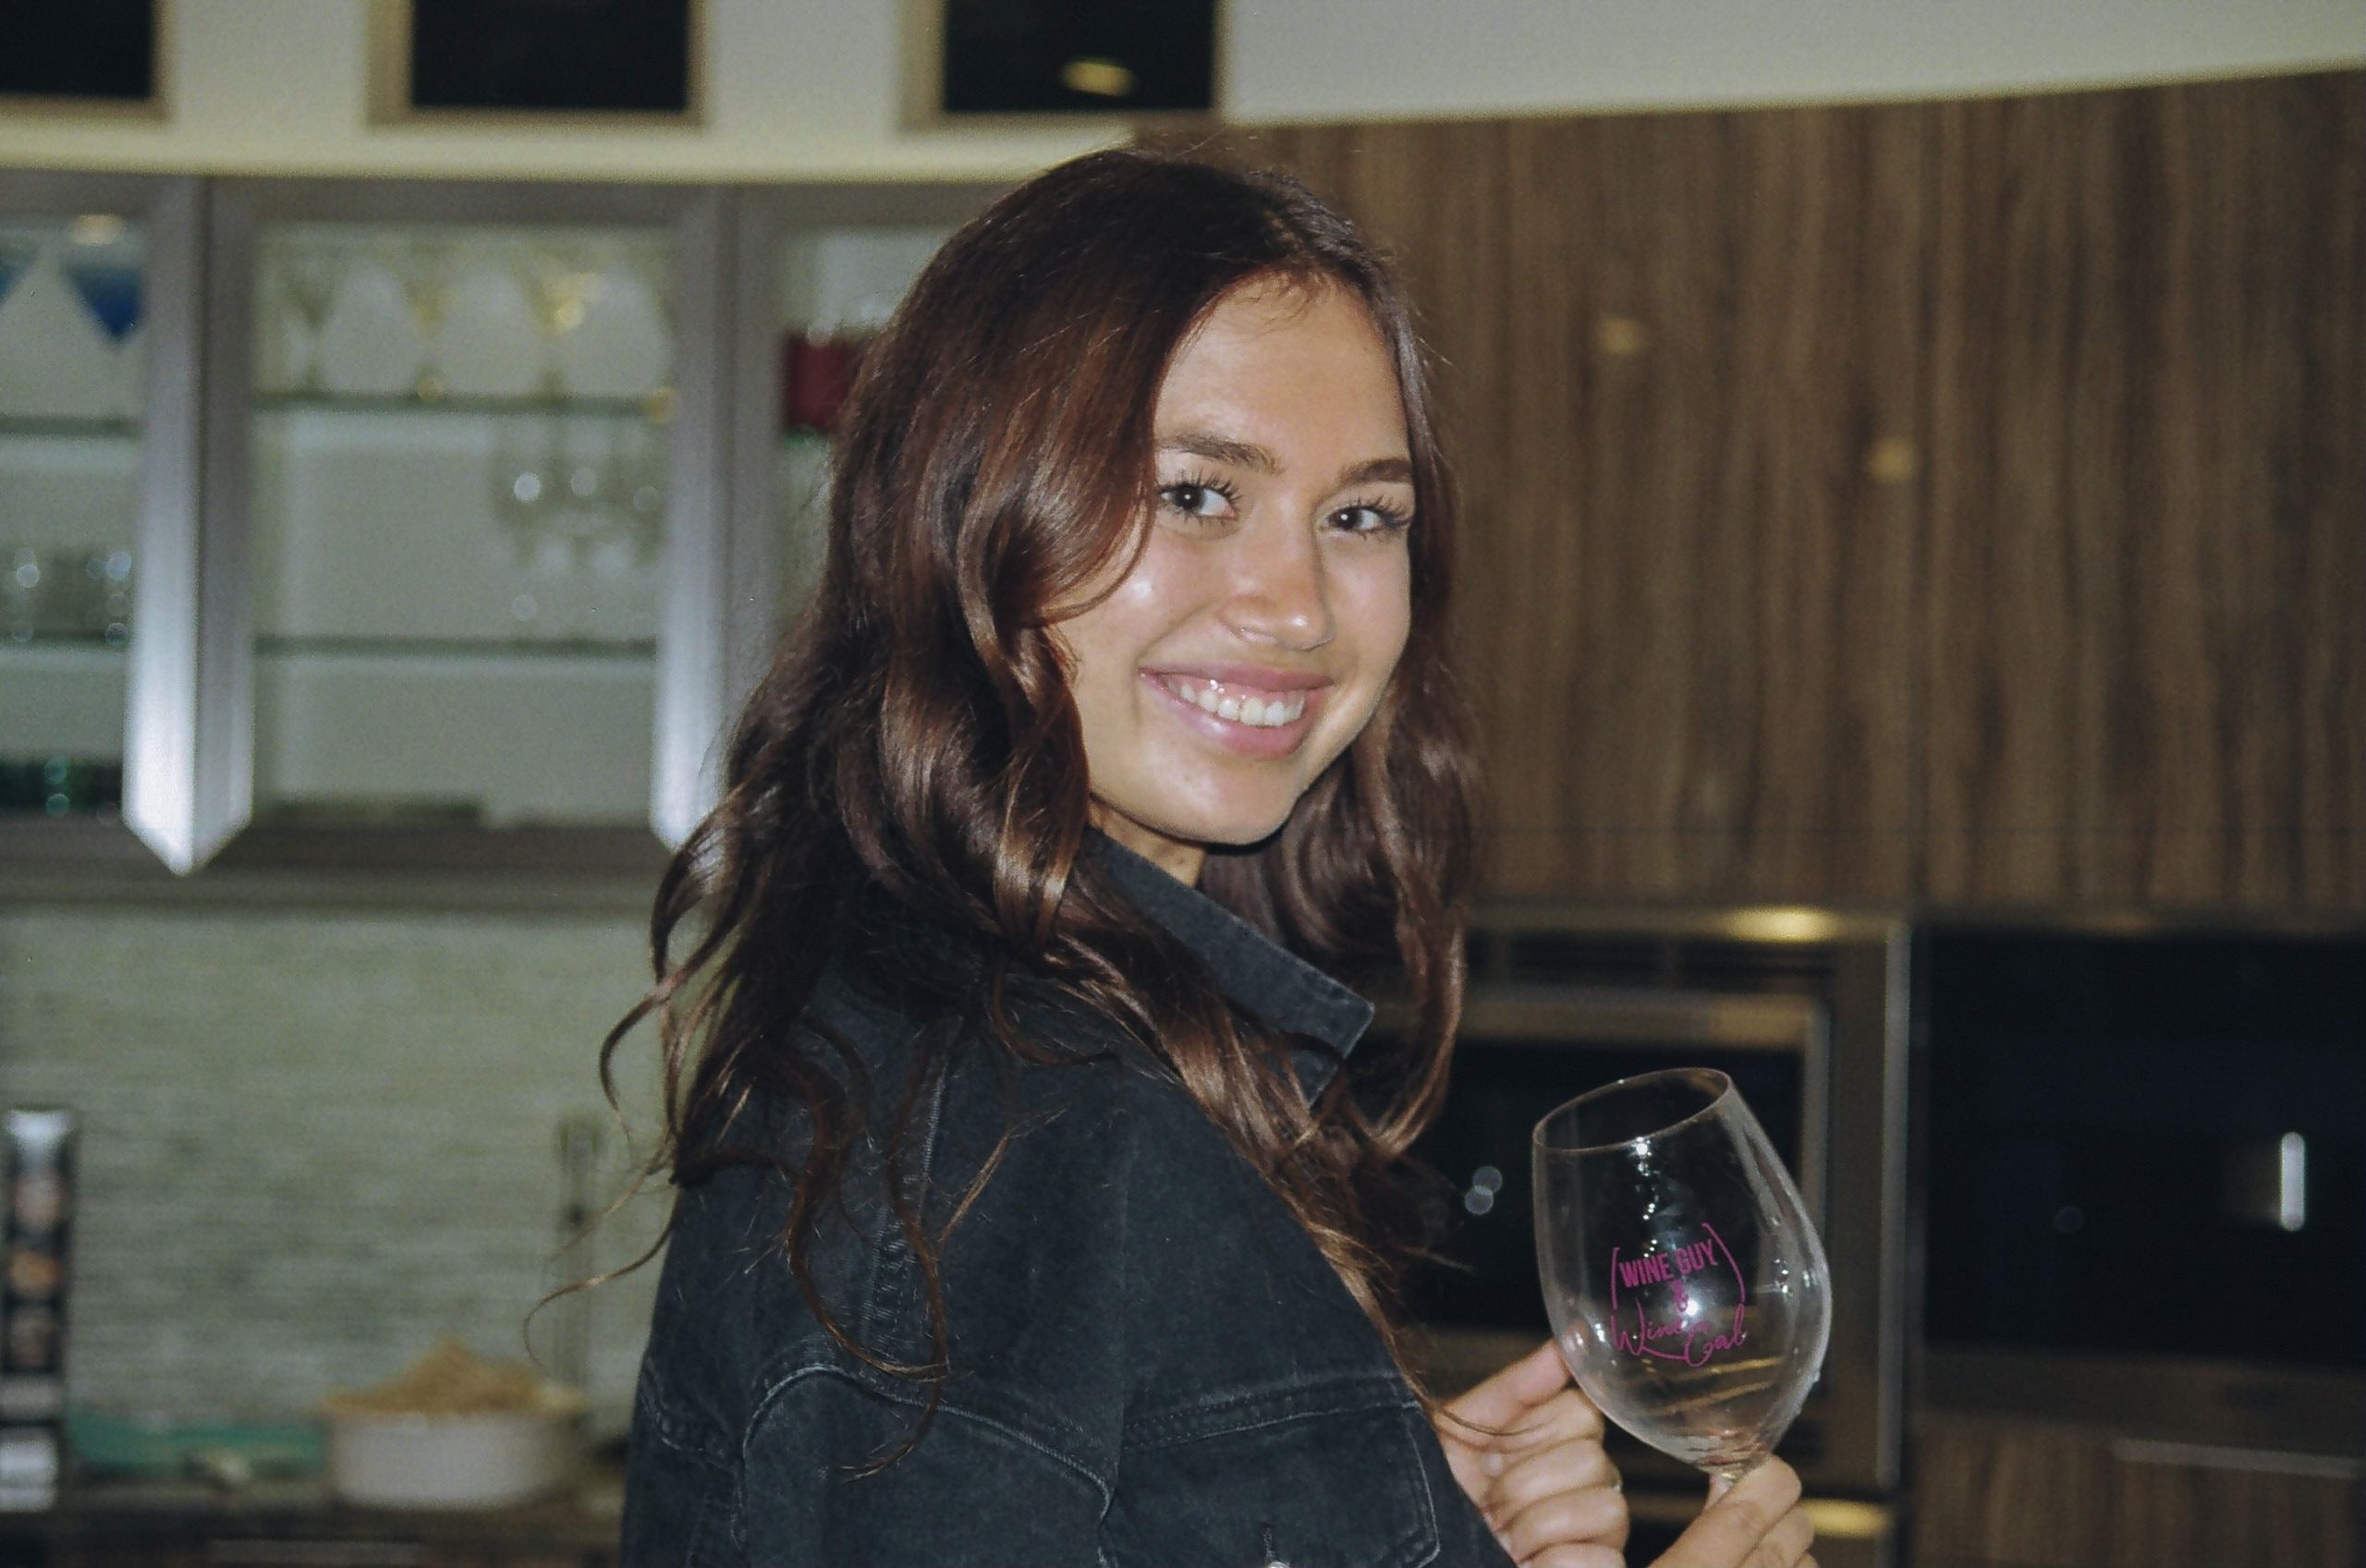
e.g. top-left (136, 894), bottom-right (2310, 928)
top-left (1705, 1454), bottom-right (1767, 1491)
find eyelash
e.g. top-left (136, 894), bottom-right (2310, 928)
top-left (1157, 470), bottom-right (1240, 519)
top-left (1334, 495), bottom-right (1414, 535)
top-left (1156, 471), bottom-right (1415, 535)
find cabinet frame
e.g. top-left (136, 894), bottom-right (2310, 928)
top-left (0, 168), bottom-right (206, 874)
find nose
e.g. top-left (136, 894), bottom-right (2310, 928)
top-left (1223, 517), bottom-right (1335, 651)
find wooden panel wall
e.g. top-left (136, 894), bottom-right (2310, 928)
top-left (1921, 76), bottom-right (2366, 907)
top-left (1200, 70), bottom-right (2363, 912)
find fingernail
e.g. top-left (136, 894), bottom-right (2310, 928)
top-left (1492, 1530), bottom-right (1510, 1554)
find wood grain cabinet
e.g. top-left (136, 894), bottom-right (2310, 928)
top-left (1912, 1414), bottom-right (2361, 1568)
top-left (1921, 80), bottom-right (2364, 910)
top-left (1214, 71), bottom-right (2364, 914)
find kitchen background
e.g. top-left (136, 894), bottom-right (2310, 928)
top-left (0, 3), bottom-right (2359, 1565)
top-left (0, 905), bottom-right (666, 1424)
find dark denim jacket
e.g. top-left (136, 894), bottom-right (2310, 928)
top-left (621, 840), bottom-right (1513, 1567)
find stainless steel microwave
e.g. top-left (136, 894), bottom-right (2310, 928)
top-left (1392, 905), bottom-right (1909, 1536)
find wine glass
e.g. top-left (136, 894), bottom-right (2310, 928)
top-left (0, 237), bottom-right (40, 310)
top-left (518, 241), bottom-right (598, 399)
top-left (1532, 1067), bottom-right (1830, 1480)
top-left (60, 254), bottom-right (141, 346)
top-left (487, 416), bottom-right (558, 568)
top-left (390, 238), bottom-right (455, 400)
top-left (275, 238), bottom-right (348, 394)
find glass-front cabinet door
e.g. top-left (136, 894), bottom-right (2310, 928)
top-left (0, 172), bottom-right (201, 867)
top-left (0, 212), bottom-right (142, 815)
top-left (205, 180), bottom-right (731, 861)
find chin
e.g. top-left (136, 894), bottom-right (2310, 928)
top-left (1149, 795), bottom-right (1299, 853)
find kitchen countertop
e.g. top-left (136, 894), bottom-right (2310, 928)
top-left (0, 1472), bottom-right (622, 1568)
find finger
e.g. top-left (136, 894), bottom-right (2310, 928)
top-left (1494, 1390), bottom-right (1604, 1451)
top-left (1744, 1504), bottom-right (1815, 1568)
top-left (1519, 1544), bottom-right (1625, 1568)
top-left (1466, 1392), bottom-right (1606, 1487)
top-left (1488, 1437), bottom-right (1619, 1520)
top-left (1651, 1459), bottom-right (1802, 1568)
top-left (1443, 1340), bottom-right (1575, 1434)
top-left (1499, 1484), bottom-right (1627, 1564)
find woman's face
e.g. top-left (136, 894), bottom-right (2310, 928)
top-left (1060, 280), bottom-right (1416, 883)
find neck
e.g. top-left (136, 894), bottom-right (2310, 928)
top-left (1090, 806), bottom-right (1206, 886)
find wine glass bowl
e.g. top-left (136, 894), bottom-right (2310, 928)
top-left (1532, 1067), bottom-right (1830, 1480)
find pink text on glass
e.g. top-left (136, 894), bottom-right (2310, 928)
top-left (1607, 1222), bottom-right (1749, 1368)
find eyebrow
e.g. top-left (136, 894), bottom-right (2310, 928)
top-left (1156, 433), bottom-right (1415, 490)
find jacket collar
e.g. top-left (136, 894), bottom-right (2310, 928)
top-left (1091, 833), bottom-right (1374, 1097)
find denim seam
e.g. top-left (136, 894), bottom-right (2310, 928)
top-left (1125, 1376), bottom-right (1411, 1447)
top-left (853, 1016), bottom-right (944, 1362)
top-left (632, 1359), bottom-right (738, 1471)
top-left (746, 1358), bottom-right (1116, 1502)
top-left (1402, 1402), bottom-right (1444, 1568)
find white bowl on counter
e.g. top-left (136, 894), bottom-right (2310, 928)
top-left (326, 1396), bottom-right (583, 1510)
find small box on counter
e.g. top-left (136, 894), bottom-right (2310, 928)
top-left (0, 1108), bottom-right (76, 1511)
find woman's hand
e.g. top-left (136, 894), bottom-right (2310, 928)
top-left (1435, 1341), bottom-right (1627, 1568)
top-left (1651, 1460), bottom-right (1818, 1568)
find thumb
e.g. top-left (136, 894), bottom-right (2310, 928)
top-left (1656, 1460), bottom-right (1800, 1568)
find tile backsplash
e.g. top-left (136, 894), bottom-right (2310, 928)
top-left (0, 902), bottom-right (671, 1431)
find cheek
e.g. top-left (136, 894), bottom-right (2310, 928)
top-left (1060, 539), bottom-right (1195, 719)
top-left (1342, 552), bottom-right (1414, 693)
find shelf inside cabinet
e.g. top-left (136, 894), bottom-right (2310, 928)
top-left (252, 391), bottom-right (670, 422)
top-left (0, 415), bottom-right (141, 442)
top-left (253, 635), bottom-right (655, 665)
top-left (0, 638), bottom-right (129, 668)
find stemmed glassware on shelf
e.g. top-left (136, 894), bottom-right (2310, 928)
top-left (58, 236), bottom-right (142, 351)
top-left (606, 419), bottom-right (667, 565)
top-left (1532, 1068), bottom-right (1831, 1482)
top-left (519, 242), bottom-right (599, 399)
top-left (390, 240), bottom-right (455, 401)
top-left (482, 412), bottom-right (665, 641)
top-left (0, 237), bottom-right (38, 312)
top-left (487, 417), bottom-right (558, 570)
top-left (273, 238), bottom-right (349, 395)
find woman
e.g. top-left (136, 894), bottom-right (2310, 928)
top-left (613, 150), bottom-right (1815, 1568)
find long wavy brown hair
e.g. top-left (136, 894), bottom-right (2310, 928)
top-left (604, 148), bottom-right (1479, 1408)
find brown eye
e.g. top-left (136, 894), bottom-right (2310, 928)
top-left (1158, 481), bottom-right (1236, 519)
top-left (1331, 503), bottom-right (1412, 535)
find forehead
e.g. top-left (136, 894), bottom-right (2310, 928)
top-left (1154, 281), bottom-right (1407, 445)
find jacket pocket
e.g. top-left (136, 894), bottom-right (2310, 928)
top-left (1105, 1377), bottom-right (1441, 1568)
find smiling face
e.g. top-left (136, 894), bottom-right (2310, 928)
top-left (1058, 279), bottom-right (1416, 884)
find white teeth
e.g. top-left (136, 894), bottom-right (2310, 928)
top-left (1165, 677), bottom-right (1307, 726)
